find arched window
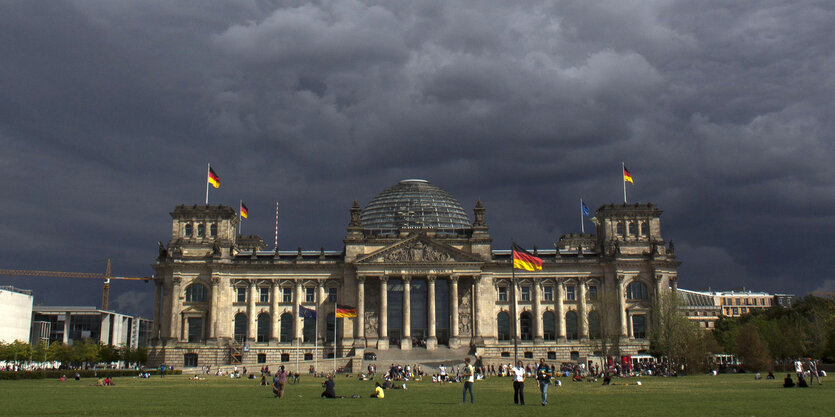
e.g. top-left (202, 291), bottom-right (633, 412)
top-left (257, 313), bottom-right (270, 342)
top-left (497, 312), bottom-right (510, 341)
top-left (628, 222), bottom-right (637, 235)
top-left (210, 224), bottom-right (218, 237)
top-left (616, 222), bottom-right (624, 235)
top-left (627, 281), bottom-right (648, 300)
top-left (234, 313), bottom-right (247, 343)
top-left (588, 311), bottom-right (601, 339)
top-left (280, 313), bottom-right (293, 343)
top-left (197, 224), bottom-right (205, 237)
top-left (520, 312), bottom-right (532, 341)
top-left (542, 311), bottom-right (556, 341)
top-left (185, 284), bottom-right (208, 303)
top-left (641, 221), bottom-right (649, 236)
top-left (565, 311), bottom-right (578, 340)
top-left (184, 224), bottom-right (193, 237)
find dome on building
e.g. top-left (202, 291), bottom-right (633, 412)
top-left (360, 179), bottom-right (471, 235)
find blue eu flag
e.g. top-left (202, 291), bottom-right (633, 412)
top-left (581, 201), bottom-right (591, 217)
top-left (299, 305), bottom-right (317, 319)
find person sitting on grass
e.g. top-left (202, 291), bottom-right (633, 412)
top-left (371, 382), bottom-right (385, 398)
top-left (321, 375), bottom-right (338, 398)
top-left (784, 374), bottom-right (795, 388)
top-left (602, 373), bottom-right (611, 386)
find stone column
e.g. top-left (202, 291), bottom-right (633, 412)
top-left (449, 275), bottom-right (460, 348)
top-left (209, 277), bottom-right (220, 339)
top-left (655, 274), bottom-right (664, 302)
top-left (533, 281), bottom-right (544, 343)
top-left (401, 275), bottom-right (412, 350)
top-left (63, 312), bottom-right (71, 344)
top-left (270, 281), bottom-right (279, 342)
top-left (426, 276), bottom-right (437, 349)
top-left (618, 276), bottom-right (628, 337)
top-left (169, 276), bottom-right (182, 340)
top-left (578, 279), bottom-right (588, 340)
top-left (378, 277), bottom-right (389, 350)
top-left (247, 281), bottom-right (257, 341)
top-left (152, 280), bottom-right (162, 340)
top-left (293, 281), bottom-right (303, 343)
top-left (317, 283), bottom-right (326, 343)
top-left (628, 313), bottom-right (634, 338)
top-left (472, 275), bottom-right (481, 338)
top-left (356, 276), bottom-right (365, 347)
top-left (556, 281), bottom-right (566, 341)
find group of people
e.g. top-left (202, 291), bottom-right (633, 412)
top-left (509, 358), bottom-right (555, 406)
top-left (784, 358), bottom-right (824, 388)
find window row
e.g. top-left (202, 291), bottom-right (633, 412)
top-left (496, 281), bottom-right (649, 302)
top-left (186, 312), bottom-right (340, 344)
top-left (615, 221), bottom-right (649, 237)
top-left (184, 283), bottom-right (337, 304)
top-left (183, 223), bottom-right (218, 238)
top-left (495, 311), bottom-right (647, 341)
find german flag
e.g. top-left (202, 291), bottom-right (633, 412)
top-left (208, 167), bottom-right (220, 188)
top-left (512, 243), bottom-right (542, 271)
top-left (240, 202), bottom-right (249, 219)
top-left (336, 304), bottom-right (357, 318)
top-left (623, 166), bottom-right (634, 184)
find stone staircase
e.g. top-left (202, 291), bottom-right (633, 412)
top-left (359, 346), bottom-right (474, 374)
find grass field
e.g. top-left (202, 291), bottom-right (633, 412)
top-left (3, 373), bottom-right (833, 416)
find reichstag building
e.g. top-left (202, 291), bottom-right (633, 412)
top-left (148, 179), bottom-right (679, 368)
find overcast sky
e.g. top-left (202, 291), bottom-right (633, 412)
top-left (1, 0), bottom-right (833, 317)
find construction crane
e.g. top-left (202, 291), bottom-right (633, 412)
top-left (0, 259), bottom-right (152, 310)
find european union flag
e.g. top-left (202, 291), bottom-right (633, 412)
top-left (299, 305), bottom-right (317, 319)
top-left (581, 201), bottom-right (591, 217)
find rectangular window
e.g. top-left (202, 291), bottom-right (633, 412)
top-left (259, 287), bottom-right (269, 303)
top-left (187, 317), bottom-right (203, 342)
top-left (543, 286), bottom-right (553, 301)
top-left (735, 298), bottom-right (740, 306)
top-left (566, 285), bottom-right (576, 301)
top-left (632, 314), bottom-right (647, 339)
top-left (236, 287), bottom-right (246, 303)
top-left (588, 285), bottom-right (598, 301)
top-left (282, 288), bottom-right (292, 303)
top-left (305, 287), bottom-right (315, 303)
top-left (328, 287), bottom-right (337, 303)
top-left (732, 307), bottom-right (739, 315)
top-left (520, 286), bottom-right (530, 301)
top-left (498, 287), bottom-right (508, 302)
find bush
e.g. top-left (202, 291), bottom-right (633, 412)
top-left (0, 369), bottom-right (182, 380)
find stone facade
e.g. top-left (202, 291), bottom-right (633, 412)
top-left (149, 181), bottom-right (679, 369)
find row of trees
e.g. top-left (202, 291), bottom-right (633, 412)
top-left (712, 296), bottom-right (835, 371)
top-left (647, 293), bottom-right (835, 373)
top-left (0, 339), bottom-right (148, 368)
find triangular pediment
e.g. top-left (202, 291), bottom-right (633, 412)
top-left (354, 235), bottom-right (483, 264)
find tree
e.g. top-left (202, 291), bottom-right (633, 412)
top-left (736, 322), bottom-right (771, 372)
top-left (32, 341), bottom-right (49, 364)
top-left (47, 342), bottom-right (73, 365)
top-left (650, 291), bottom-right (698, 371)
top-left (589, 287), bottom-right (622, 360)
top-left (72, 339), bottom-right (100, 368)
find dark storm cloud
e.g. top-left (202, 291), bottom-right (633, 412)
top-left (1, 0), bottom-right (834, 315)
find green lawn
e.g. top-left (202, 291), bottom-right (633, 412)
top-left (3, 373), bottom-right (833, 416)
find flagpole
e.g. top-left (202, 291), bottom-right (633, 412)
top-left (238, 200), bottom-right (242, 236)
top-left (580, 198), bottom-right (585, 234)
top-left (205, 163), bottom-right (210, 205)
top-left (333, 297), bottom-right (337, 374)
top-left (315, 303), bottom-right (318, 375)
top-left (511, 242), bottom-right (518, 366)
top-left (622, 162), bottom-right (627, 203)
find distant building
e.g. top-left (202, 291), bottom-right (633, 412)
top-left (32, 306), bottom-right (151, 348)
top-left (0, 286), bottom-right (34, 343)
top-left (676, 289), bottom-right (720, 330)
top-left (677, 288), bottom-right (795, 321)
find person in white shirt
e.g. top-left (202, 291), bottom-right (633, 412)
top-left (439, 364), bottom-right (447, 384)
top-left (512, 360), bottom-right (526, 405)
top-left (462, 357), bottom-right (475, 404)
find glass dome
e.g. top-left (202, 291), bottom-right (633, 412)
top-left (360, 179), bottom-right (472, 235)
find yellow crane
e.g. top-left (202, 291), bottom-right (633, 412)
top-left (0, 259), bottom-right (152, 310)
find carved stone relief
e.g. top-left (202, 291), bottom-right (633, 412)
top-left (458, 285), bottom-right (472, 335)
top-left (364, 283), bottom-right (379, 338)
top-left (379, 241), bottom-right (452, 262)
